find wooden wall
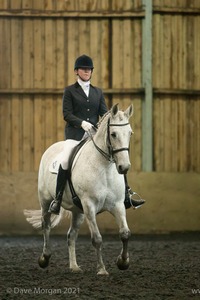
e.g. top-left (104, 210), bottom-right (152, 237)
top-left (153, 0), bottom-right (200, 172)
top-left (0, 0), bottom-right (200, 173)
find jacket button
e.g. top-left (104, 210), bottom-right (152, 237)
top-left (87, 118), bottom-right (90, 121)
top-left (87, 109), bottom-right (90, 111)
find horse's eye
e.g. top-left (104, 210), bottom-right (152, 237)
top-left (111, 132), bottom-right (117, 138)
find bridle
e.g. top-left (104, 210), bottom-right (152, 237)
top-left (89, 118), bottom-right (131, 163)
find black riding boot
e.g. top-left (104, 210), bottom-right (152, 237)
top-left (48, 165), bottom-right (69, 215)
top-left (124, 186), bottom-right (145, 209)
top-left (124, 175), bottom-right (145, 209)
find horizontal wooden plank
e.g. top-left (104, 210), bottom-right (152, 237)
top-left (1, 7), bottom-right (200, 18)
top-left (0, 88), bottom-right (145, 95)
top-left (0, 9), bottom-right (145, 18)
top-left (153, 7), bottom-right (200, 15)
top-left (153, 88), bottom-right (200, 95)
top-left (1, 88), bottom-right (200, 96)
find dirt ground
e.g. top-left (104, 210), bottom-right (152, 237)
top-left (0, 233), bottom-right (199, 300)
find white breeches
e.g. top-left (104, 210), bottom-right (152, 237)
top-left (60, 139), bottom-right (80, 170)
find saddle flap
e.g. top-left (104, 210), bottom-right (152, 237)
top-left (49, 152), bottom-right (63, 174)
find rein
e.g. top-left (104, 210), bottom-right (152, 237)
top-left (89, 118), bottom-right (130, 162)
top-left (89, 130), bottom-right (114, 162)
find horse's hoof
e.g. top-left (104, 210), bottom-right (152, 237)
top-left (70, 266), bottom-right (83, 273)
top-left (38, 254), bottom-right (51, 269)
top-left (97, 269), bottom-right (109, 275)
top-left (116, 255), bottom-right (130, 270)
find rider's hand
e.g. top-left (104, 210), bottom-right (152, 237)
top-left (81, 121), bottom-right (93, 132)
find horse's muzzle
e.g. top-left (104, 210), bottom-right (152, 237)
top-left (117, 164), bottom-right (131, 174)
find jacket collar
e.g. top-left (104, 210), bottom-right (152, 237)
top-left (75, 81), bottom-right (93, 99)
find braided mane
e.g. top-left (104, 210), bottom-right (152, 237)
top-left (97, 109), bottom-right (111, 129)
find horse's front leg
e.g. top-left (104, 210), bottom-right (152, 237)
top-left (84, 205), bottom-right (109, 275)
top-left (67, 210), bottom-right (85, 272)
top-left (111, 204), bottom-right (131, 270)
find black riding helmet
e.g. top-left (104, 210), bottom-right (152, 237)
top-left (74, 55), bottom-right (94, 70)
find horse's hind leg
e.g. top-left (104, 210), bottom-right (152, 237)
top-left (38, 208), bottom-right (52, 269)
top-left (67, 211), bottom-right (85, 272)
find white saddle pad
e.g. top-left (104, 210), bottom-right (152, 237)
top-left (49, 152), bottom-right (63, 174)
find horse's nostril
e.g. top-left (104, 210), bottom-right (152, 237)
top-left (119, 165), bottom-right (123, 172)
top-left (118, 165), bottom-right (125, 174)
top-left (118, 164), bottom-right (130, 174)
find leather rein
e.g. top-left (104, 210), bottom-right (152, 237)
top-left (89, 118), bottom-right (130, 163)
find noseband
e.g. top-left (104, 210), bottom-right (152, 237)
top-left (89, 118), bottom-right (130, 162)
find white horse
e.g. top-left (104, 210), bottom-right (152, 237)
top-left (24, 104), bottom-right (133, 275)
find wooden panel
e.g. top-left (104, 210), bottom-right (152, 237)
top-left (153, 12), bottom-right (200, 90)
top-left (99, 20), bottom-right (110, 89)
top-left (55, 19), bottom-right (65, 88)
top-left (10, 0), bottom-right (22, 9)
top-left (32, 0), bottom-right (44, 10)
top-left (22, 95), bottom-right (34, 171)
top-left (131, 97), bottom-right (142, 172)
top-left (33, 95), bottom-right (45, 171)
top-left (112, 19), bottom-right (123, 89)
top-left (0, 0), bottom-right (199, 173)
top-left (67, 19), bottom-right (78, 84)
top-left (33, 19), bottom-right (45, 88)
top-left (0, 18), bottom-right (11, 89)
top-left (11, 18), bottom-right (22, 89)
top-left (112, 0), bottom-right (142, 10)
top-left (0, 0), bottom-right (10, 9)
top-left (194, 15), bottom-right (200, 88)
top-left (44, 96), bottom-right (57, 149)
top-left (152, 1), bottom-right (200, 172)
top-left (112, 18), bottom-right (142, 89)
top-left (22, 19), bottom-right (34, 88)
top-left (78, 19), bottom-right (90, 57)
top-left (0, 96), bottom-right (11, 171)
top-left (11, 95), bottom-right (21, 171)
top-left (44, 19), bottom-right (55, 88)
top-left (170, 98), bottom-right (178, 172)
top-left (56, 95), bottom-right (65, 141)
top-left (153, 96), bottom-right (200, 172)
top-left (22, 0), bottom-right (32, 9)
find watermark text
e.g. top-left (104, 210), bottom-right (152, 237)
top-left (6, 286), bottom-right (80, 295)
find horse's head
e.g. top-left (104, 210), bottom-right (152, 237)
top-left (107, 104), bottom-right (133, 174)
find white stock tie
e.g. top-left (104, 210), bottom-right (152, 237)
top-left (82, 84), bottom-right (90, 97)
top-left (78, 78), bottom-right (90, 97)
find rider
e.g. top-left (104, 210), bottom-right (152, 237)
top-left (48, 55), bottom-right (145, 215)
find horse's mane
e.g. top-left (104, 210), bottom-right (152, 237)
top-left (97, 109), bottom-right (111, 129)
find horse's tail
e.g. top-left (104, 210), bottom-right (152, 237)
top-left (23, 208), bottom-right (70, 229)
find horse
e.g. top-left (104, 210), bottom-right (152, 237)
top-left (24, 103), bottom-right (134, 275)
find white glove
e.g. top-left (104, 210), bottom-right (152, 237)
top-left (81, 121), bottom-right (93, 132)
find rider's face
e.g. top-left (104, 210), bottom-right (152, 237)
top-left (76, 68), bottom-right (92, 81)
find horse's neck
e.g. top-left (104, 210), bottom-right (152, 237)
top-left (93, 117), bottom-right (108, 151)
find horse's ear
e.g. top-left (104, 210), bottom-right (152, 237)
top-left (125, 104), bottom-right (134, 119)
top-left (111, 103), bottom-right (119, 116)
